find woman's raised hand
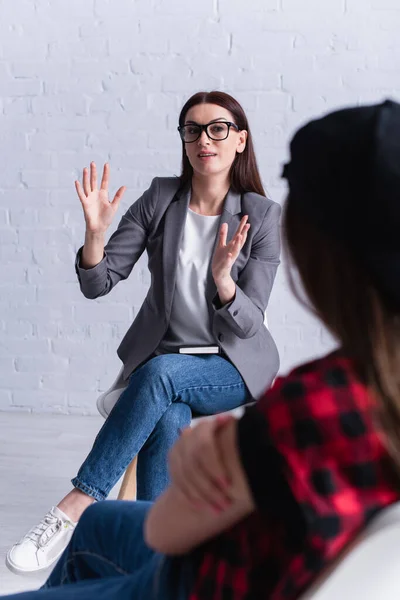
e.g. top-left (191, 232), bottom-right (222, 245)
top-left (211, 215), bottom-right (251, 284)
top-left (75, 162), bottom-right (126, 235)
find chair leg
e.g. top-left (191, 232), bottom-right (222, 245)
top-left (118, 455), bottom-right (138, 500)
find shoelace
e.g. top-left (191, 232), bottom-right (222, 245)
top-left (26, 513), bottom-right (62, 548)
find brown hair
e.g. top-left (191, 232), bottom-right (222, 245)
top-left (178, 91), bottom-right (266, 196)
top-left (284, 198), bottom-right (400, 472)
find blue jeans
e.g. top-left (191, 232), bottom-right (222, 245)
top-left (72, 354), bottom-right (250, 501)
top-left (3, 501), bottom-right (193, 600)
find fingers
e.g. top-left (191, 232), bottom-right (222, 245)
top-left (214, 224), bottom-right (250, 276)
top-left (90, 162), bottom-right (97, 191)
top-left (78, 163), bottom-right (114, 198)
top-left (221, 217), bottom-right (250, 251)
top-left (235, 222), bottom-right (250, 244)
top-left (169, 447), bottom-right (202, 508)
top-left (229, 232), bottom-right (244, 259)
top-left (100, 163), bottom-right (110, 191)
top-left (215, 413), bottom-right (235, 428)
top-left (82, 167), bottom-right (90, 196)
top-left (227, 228), bottom-right (248, 266)
top-left (228, 236), bottom-right (242, 265)
top-left (185, 459), bottom-right (231, 514)
top-left (218, 222), bottom-right (228, 247)
top-left (241, 226), bottom-right (250, 252)
top-left (231, 223), bottom-right (250, 252)
top-left (234, 215), bottom-right (249, 238)
top-left (112, 186), bottom-right (126, 208)
top-left (230, 216), bottom-right (250, 252)
top-left (169, 423), bottom-right (232, 514)
top-left (195, 442), bottom-right (232, 509)
top-left (75, 180), bottom-right (86, 204)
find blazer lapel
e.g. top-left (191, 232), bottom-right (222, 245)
top-left (162, 184), bottom-right (191, 320)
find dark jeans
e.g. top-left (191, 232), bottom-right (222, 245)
top-left (4, 502), bottom-right (194, 600)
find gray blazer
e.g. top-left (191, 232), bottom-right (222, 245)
top-left (75, 177), bottom-right (281, 399)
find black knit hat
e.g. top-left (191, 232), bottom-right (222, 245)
top-left (282, 99), bottom-right (400, 307)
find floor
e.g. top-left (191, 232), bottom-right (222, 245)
top-left (0, 413), bottom-right (121, 596)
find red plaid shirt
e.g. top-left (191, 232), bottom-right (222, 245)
top-left (189, 352), bottom-right (400, 600)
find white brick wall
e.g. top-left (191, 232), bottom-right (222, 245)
top-left (0, 0), bottom-right (399, 413)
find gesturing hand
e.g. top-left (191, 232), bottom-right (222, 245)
top-left (75, 162), bottom-right (126, 235)
top-left (168, 414), bottom-right (236, 515)
top-left (212, 215), bottom-right (250, 284)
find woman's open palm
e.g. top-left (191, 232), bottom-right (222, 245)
top-left (212, 216), bottom-right (250, 283)
top-left (75, 162), bottom-right (126, 234)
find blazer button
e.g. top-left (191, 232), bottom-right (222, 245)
top-left (218, 333), bottom-right (224, 343)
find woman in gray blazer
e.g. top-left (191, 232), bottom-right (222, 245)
top-left (7, 91), bottom-right (281, 575)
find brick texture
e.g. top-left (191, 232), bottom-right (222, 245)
top-left (0, 0), bottom-right (399, 412)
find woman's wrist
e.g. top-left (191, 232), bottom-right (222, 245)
top-left (215, 276), bottom-right (236, 306)
top-left (81, 230), bottom-right (106, 269)
top-left (85, 229), bottom-right (106, 242)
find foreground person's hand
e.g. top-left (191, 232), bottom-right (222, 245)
top-left (168, 414), bottom-right (236, 514)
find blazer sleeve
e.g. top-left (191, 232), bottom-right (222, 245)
top-left (75, 177), bottom-right (160, 299)
top-left (212, 201), bottom-right (281, 339)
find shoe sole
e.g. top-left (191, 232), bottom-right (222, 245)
top-left (5, 545), bottom-right (67, 577)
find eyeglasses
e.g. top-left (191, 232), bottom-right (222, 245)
top-left (177, 120), bottom-right (240, 143)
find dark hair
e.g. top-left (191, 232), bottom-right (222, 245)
top-left (178, 91), bottom-right (266, 196)
top-left (284, 198), bottom-right (400, 473)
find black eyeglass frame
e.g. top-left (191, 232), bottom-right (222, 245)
top-left (177, 120), bottom-right (240, 143)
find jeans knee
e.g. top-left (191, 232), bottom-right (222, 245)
top-left (140, 403), bottom-right (191, 459)
top-left (128, 356), bottom-right (181, 405)
top-left (157, 403), bottom-right (192, 435)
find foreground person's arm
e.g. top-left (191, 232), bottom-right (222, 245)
top-left (144, 419), bottom-right (255, 555)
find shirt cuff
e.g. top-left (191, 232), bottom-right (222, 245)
top-left (212, 286), bottom-right (257, 335)
top-left (75, 246), bottom-right (107, 283)
top-left (212, 291), bottom-right (234, 311)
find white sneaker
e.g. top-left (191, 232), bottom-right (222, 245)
top-left (6, 507), bottom-right (76, 575)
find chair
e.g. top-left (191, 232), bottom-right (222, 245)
top-left (299, 501), bottom-right (400, 599)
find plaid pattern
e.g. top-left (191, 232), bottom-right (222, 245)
top-left (189, 352), bottom-right (400, 600)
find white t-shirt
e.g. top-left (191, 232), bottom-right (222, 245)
top-left (158, 208), bottom-right (220, 353)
